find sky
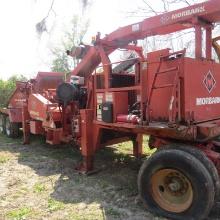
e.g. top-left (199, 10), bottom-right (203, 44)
top-left (0, 0), bottom-right (205, 80)
top-left (0, 0), bottom-right (143, 80)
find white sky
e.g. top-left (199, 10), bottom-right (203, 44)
top-left (0, 0), bottom-right (142, 80)
top-left (0, 0), bottom-right (204, 80)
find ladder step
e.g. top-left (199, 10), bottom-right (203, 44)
top-left (157, 67), bottom-right (178, 74)
top-left (153, 84), bottom-right (174, 89)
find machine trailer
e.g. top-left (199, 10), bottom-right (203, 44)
top-left (1, 0), bottom-right (220, 219)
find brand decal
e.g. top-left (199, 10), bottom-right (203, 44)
top-left (132, 23), bottom-right (140, 32)
top-left (196, 71), bottom-right (218, 106)
top-left (161, 15), bottom-right (170, 23)
top-left (161, 5), bottom-right (205, 23)
top-left (203, 70), bottom-right (216, 93)
top-left (14, 99), bottom-right (26, 102)
top-left (196, 97), bottom-right (220, 106)
top-left (171, 6), bottom-right (205, 20)
top-left (30, 110), bottom-right (39, 116)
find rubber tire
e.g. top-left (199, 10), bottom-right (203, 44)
top-left (0, 114), bottom-right (6, 134)
top-left (5, 117), bottom-right (19, 138)
top-left (159, 144), bottom-right (220, 203)
top-left (138, 149), bottom-right (215, 220)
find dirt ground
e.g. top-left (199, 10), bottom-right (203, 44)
top-left (0, 134), bottom-right (219, 220)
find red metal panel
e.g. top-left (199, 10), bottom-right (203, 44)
top-left (8, 108), bottom-right (22, 123)
top-left (147, 49), bottom-right (181, 122)
top-left (28, 94), bottom-right (50, 121)
top-left (28, 94), bottom-right (61, 122)
top-left (106, 92), bottom-right (128, 122)
top-left (34, 72), bottom-right (64, 93)
top-left (30, 120), bottom-right (44, 135)
top-left (147, 55), bottom-right (220, 124)
top-left (183, 58), bottom-right (220, 122)
top-left (46, 129), bottom-right (62, 145)
top-left (8, 87), bottom-right (27, 109)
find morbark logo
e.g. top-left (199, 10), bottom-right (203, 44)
top-left (203, 70), bottom-right (216, 93)
top-left (161, 15), bottom-right (170, 24)
top-left (160, 5), bottom-right (205, 24)
top-left (171, 6), bottom-right (205, 20)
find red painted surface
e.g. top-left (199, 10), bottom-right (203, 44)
top-left (116, 114), bottom-right (139, 124)
top-left (8, 108), bottom-right (22, 123)
top-left (30, 120), bottom-right (44, 135)
top-left (2, 1), bottom-right (220, 174)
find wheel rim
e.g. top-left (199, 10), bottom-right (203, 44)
top-left (151, 168), bottom-right (193, 213)
top-left (5, 118), bottom-right (11, 136)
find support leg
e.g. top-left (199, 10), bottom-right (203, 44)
top-left (133, 134), bottom-right (143, 158)
top-left (22, 104), bottom-right (30, 144)
top-left (76, 109), bottom-right (95, 173)
top-left (195, 25), bottom-right (202, 59)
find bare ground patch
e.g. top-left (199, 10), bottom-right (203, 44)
top-left (0, 134), bottom-right (219, 220)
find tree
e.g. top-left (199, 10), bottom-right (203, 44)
top-left (51, 15), bottom-right (89, 75)
top-left (50, 1), bottom-right (92, 76)
top-left (0, 75), bottom-right (27, 107)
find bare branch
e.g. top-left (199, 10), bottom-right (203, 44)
top-left (142, 0), bottom-right (158, 15)
top-left (35, 0), bottom-right (56, 36)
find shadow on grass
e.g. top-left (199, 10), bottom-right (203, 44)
top-left (0, 134), bottom-right (154, 220)
top-left (0, 134), bottom-right (219, 220)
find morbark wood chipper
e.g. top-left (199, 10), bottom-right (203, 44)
top-left (1, 1), bottom-right (220, 219)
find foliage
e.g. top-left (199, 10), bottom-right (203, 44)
top-left (33, 183), bottom-right (46, 193)
top-left (51, 3), bottom-right (91, 76)
top-left (0, 152), bottom-right (10, 164)
top-left (0, 156), bottom-right (9, 164)
top-left (47, 198), bottom-right (64, 212)
top-left (6, 207), bottom-right (32, 220)
top-left (0, 75), bottom-right (27, 107)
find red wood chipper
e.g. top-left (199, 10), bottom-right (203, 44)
top-left (1, 1), bottom-right (220, 219)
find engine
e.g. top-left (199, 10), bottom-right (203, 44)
top-left (56, 76), bottom-right (87, 108)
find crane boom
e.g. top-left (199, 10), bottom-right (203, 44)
top-left (71, 0), bottom-right (220, 79)
top-left (102, 0), bottom-right (220, 44)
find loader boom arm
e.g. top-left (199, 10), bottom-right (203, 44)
top-left (71, 0), bottom-right (220, 79)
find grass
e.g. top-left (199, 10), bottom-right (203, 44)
top-left (48, 198), bottom-right (64, 212)
top-left (6, 207), bottom-right (32, 220)
top-left (33, 183), bottom-right (46, 193)
top-left (0, 133), bottom-right (160, 220)
top-left (95, 135), bottom-right (155, 169)
top-left (0, 133), bottom-right (21, 144)
top-left (68, 204), bottom-right (105, 220)
top-left (116, 135), bottom-right (156, 155)
top-left (69, 211), bottom-right (104, 220)
top-left (0, 154), bottom-right (10, 164)
top-left (69, 213), bottom-right (101, 220)
top-left (105, 207), bottom-right (121, 217)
